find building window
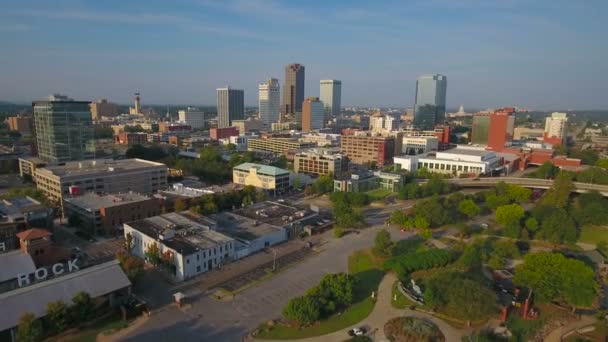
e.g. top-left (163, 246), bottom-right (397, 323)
top-left (196, 266), bottom-right (201, 272)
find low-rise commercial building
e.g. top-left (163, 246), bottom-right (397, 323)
top-left (33, 159), bottom-right (167, 212)
top-left (114, 132), bottom-right (148, 145)
top-left (248, 137), bottom-right (316, 155)
top-left (178, 108), bottom-right (206, 130)
top-left (124, 212), bottom-right (235, 281)
top-left (233, 163), bottom-right (290, 195)
top-left (300, 132), bottom-right (341, 147)
top-left (293, 149), bottom-right (348, 178)
top-left (334, 172), bottom-right (378, 192)
top-left (513, 127), bottom-right (545, 140)
top-left (374, 171), bottom-right (404, 192)
top-left (394, 146), bottom-right (501, 176)
top-left (231, 119), bottom-right (263, 135)
top-left (18, 157), bottom-right (47, 181)
top-left (210, 126), bottom-right (239, 140)
top-left (64, 192), bottom-right (161, 236)
top-left (402, 136), bottom-right (438, 155)
top-left (158, 122), bottom-right (191, 134)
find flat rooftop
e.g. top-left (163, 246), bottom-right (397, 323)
top-left (126, 212), bottom-right (233, 255)
top-left (438, 147), bottom-right (492, 157)
top-left (64, 192), bottom-right (153, 210)
top-left (38, 158), bottom-right (166, 177)
top-left (234, 163), bottom-right (290, 176)
top-left (208, 211), bottom-right (283, 241)
top-left (233, 201), bottom-right (316, 227)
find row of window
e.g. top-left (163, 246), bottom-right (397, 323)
top-left (418, 161), bottom-right (483, 173)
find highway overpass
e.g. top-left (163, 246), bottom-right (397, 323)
top-left (446, 177), bottom-right (608, 196)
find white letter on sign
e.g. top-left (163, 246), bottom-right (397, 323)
top-left (17, 273), bottom-right (30, 287)
top-left (68, 259), bottom-right (79, 272)
top-left (52, 263), bottom-right (64, 275)
top-left (35, 268), bottom-right (48, 281)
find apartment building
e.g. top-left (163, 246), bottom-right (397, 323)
top-left (340, 132), bottom-right (396, 167)
top-left (247, 137), bottom-right (316, 155)
top-left (293, 149), bottom-right (348, 177)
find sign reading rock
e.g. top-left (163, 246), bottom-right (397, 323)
top-left (17, 259), bottom-right (79, 287)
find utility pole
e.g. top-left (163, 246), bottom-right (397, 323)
top-left (272, 248), bottom-right (278, 271)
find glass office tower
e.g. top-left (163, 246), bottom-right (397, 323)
top-left (33, 95), bottom-right (95, 163)
top-left (413, 74), bottom-right (447, 130)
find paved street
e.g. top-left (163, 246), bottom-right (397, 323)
top-left (115, 211), bottom-right (412, 342)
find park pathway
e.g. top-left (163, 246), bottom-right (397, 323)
top-left (255, 273), bottom-right (465, 342)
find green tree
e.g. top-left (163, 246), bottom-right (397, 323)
top-left (293, 176), bottom-right (302, 190)
top-left (413, 215), bottom-right (430, 229)
top-left (71, 292), bottom-right (94, 321)
top-left (419, 228), bottom-right (433, 240)
top-left (538, 208), bottom-right (577, 244)
top-left (145, 242), bottom-right (162, 266)
top-left (312, 174), bottom-right (334, 194)
top-left (458, 199), bottom-right (480, 218)
top-left (506, 184), bottom-right (532, 202)
top-left (373, 229), bottom-right (393, 257)
top-left (389, 210), bottom-right (408, 227)
top-left (282, 296), bottom-right (321, 326)
top-left (535, 161), bottom-right (559, 179)
top-left (485, 194), bottom-right (510, 210)
top-left (495, 204), bottom-right (525, 227)
top-left (333, 227), bottom-right (345, 238)
top-left (524, 217), bottom-right (539, 233)
top-left (514, 252), bottom-right (597, 310)
top-left (46, 300), bottom-right (70, 333)
top-left (16, 313), bottom-right (43, 342)
top-left (596, 159), bottom-right (608, 169)
top-left (540, 172), bottom-right (574, 208)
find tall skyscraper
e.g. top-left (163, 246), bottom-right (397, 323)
top-left (281, 63), bottom-right (305, 120)
top-left (413, 74), bottom-right (447, 130)
top-left (258, 78), bottom-right (280, 127)
top-left (544, 112), bottom-right (568, 145)
top-left (320, 80), bottom-right (341, 117)
top-left (33, 94), bottom-right (95, 163)
top-left (216, 87), bottom-right (244, 128)
top-left (302, 97), bottom-right (325, 132)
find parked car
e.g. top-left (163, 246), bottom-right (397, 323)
top-left (348, 327), bottom-right (367, 336)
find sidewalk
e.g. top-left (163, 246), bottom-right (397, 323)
top-left (544, 315), bottom-right (597, 342)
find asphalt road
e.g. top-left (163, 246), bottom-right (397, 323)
top-left (117, 210), bottom-right (411, 342)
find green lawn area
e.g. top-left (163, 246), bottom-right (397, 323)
top-left (64, 313), bottom-right (129, 342)
top-left (391, 280), bottom-right (416, 309)
top-left (578, 225), bottom-right (608, 245)
top-left (255, 250), bottom-right (384, 340)
top-left (365, 188), bottom-right (395, 202)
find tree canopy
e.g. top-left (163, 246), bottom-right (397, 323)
top-left (514, 252), bottom-right (597, 308)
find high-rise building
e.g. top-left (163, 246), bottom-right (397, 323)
top-left (90, 99), bottom-right (119, 120)
top-left (259, 78), bottom-right (280, 126)
top-left (320, 80), bottom-right (341, 117)
top-left (471, 113), bottom-right (492, 145)
top-left (216, 87), bottom-right (244, 128)
top-left (302, 97), bottom-right (325, 132)
top-left (487, 108), bottom-right (516, 151)
top-left (281, 63), bottom-right (305, 120)
top-left (544, 112), bottom-right (568, 145)
top-left (413, 74), bottom-right (447, 130)
top-left (178, 107), bottom-right (206, 129)
top-left (33, 94), bottom-right (95, 163)
top-left (129, 92), bottom-right (142, 115)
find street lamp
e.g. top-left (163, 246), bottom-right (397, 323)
top-left (271, 248), bottom-right (278, 271)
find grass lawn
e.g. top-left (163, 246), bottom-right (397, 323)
top-left (391, 280), bottom-right (416, 309)
top-left (64, 313), bottom-right (129, 342)
top-left (579, 225), bottom-right (608, 245)
top-left (365, 188), bottom-right (395, 202)
top-left (255, 250), bottom-right (384, 340)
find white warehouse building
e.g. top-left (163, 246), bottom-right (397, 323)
top-left (402, 136), bottom-right (439, 155)
top-left (394, 146), bottom-right (502, 176)
top-left (124, 212), bottom-right (235, 282)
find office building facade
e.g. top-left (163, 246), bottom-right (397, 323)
top-left (544, 112), bottom-right (568, 145)
top-left (487, 108), bottom-right (515, 151)
top-left (217, 87), bottom-right (244, 128)
top-left (413, 74), bottom-right (447, 130)
top-left (7, 116), bottom-right (32, 135)
top-left (471, 113), bottom-right (491, 145)
top-left (233, 163), bottom-right (291, 195)
top-left (340, 133), bottom-right (396, 167)
top-left (247, 138), bottom-right (316, 155)
top-left (178, 108), bottom-right (206, 130)
top-left (281, 64), bottom-right (305, 119)
top-left (89, 99), bottom-right (119, 120)
top-left (302, 97), bottom-right (325, 132)
top-left (259, 78), bottom-right (280, 127)
top-left (294, 149), bottom-right (348, 178)
top-left (320, 80), bottom-right (341, 117)
top-left (33, 95), bottom-right (95, 163)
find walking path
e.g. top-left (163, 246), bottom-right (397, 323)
top-left (255, 273), bottom-right (466, 342)
top-left (544, 315), bottom-right (597, 342)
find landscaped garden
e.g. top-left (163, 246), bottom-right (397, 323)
top-left (254, 250), bottom-right (384, 339)
top-left (384, 316), bottom-right (444, 342)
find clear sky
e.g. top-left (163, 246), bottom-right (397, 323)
top-left (1, 0), bottom-right (606, 109)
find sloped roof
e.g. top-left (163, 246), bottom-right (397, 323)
top-left (16, 228), bottom-right (51, 241)
top-left (0, 259), bottom-right (131, 331)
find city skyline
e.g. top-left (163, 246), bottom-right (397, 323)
top-left (0, 1), bottom-right (607, 109)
